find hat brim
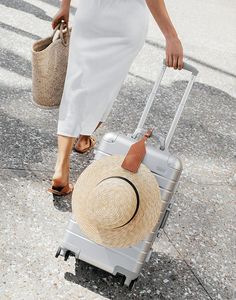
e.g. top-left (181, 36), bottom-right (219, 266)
top-left (72, 155), bottom-right (162, 248)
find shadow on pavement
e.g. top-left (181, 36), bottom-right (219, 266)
top-left (0, 0), bottom-right (51, 21)
top-left (64, 252), bottom-right (213, 300)
top-left (0, 21), bottom-right (41, 40)
top-left (0, 0), bottom-right (120, 19)
top-left (0, 48), bottom-right (32, 78)
top-left (39, 0), bottom-right (77, 12)
top-left (1, 78), bottom-right (235, 190)
top-left (145, 40), bottom-right (236, 79)
top-left (1, 76), bottom-right (235, 299)
top-left (53, 194), bottom-right (72, 212)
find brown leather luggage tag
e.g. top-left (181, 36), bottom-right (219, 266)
top-left (121, 129), bottom-right (153, 173)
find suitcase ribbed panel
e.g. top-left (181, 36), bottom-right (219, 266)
top-left (63, 219), bottom-right (155, 276)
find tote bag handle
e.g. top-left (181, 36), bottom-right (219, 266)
top-left (51, 20), bottom-right (70, 47)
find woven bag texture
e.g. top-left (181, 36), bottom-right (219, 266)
top-left (32, 25), bottom-right (71, 108)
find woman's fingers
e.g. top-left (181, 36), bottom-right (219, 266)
top-left (177, 54), bottom-right (184, 70)
top-left (165, 53), bottom-right (169, 66)
top-left (51, 9), bottom-right (69, 29)
top-left (52, 16), bottom-right (61, 29)
top-left (166, 53), bottom-right (183, 70)
top-left (165, 37), bottom-right (184, 70)
top-left (173, 55), bottom-right (178, 69)
top-left (51, 19), bottom-right (56, 29)
top-left (166, 53), bottom-right (173, 67)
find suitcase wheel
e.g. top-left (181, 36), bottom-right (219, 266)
top-left (55, 247), bottom-right (74, 261)
top-left (64, 250), bottom-right (71, 261)
top-left (128, 278), bottom-right (138, 290)
top-left (64, 250), bottom-right (75, 261)
top-left (55, 246), bottom-right (62, 258)
top-left (117, 274), bottom-right (126, 286)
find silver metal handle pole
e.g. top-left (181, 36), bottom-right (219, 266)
top-left (131, 59), bottom-right (198, 150)
top-left (165, 73), bottom-right (196, 149)
top-left (132, 64), bottom-right (167, 138)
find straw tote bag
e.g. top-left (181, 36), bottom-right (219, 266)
top-left (32, 21), bottom-right (71, 108)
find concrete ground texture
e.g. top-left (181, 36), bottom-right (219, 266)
top-left (0, 0), bottom-right (235, 299)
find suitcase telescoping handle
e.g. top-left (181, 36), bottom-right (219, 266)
top-left (131, 59), bottom-right (199, 150)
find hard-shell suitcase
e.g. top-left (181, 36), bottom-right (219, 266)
top-left (55, 59), bottom-right (199, 289)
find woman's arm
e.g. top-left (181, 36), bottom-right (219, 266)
top-left (52, 0), bottom-right (71, 29)
top-left (60, 0), bottom-right (71, 8)
top-left (145, 0), bottom-right (183, 70)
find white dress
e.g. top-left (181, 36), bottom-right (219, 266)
top-left (57, 0), bottom-right (150, 137)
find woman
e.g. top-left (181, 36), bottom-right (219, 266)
top-left (48, 0), bottom-right (183, 196)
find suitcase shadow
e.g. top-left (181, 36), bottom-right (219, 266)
top-left (64, 252), bottom-right (213, 299)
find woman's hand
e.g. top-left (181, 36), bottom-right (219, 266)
top-left (51, 7), bottom-right (69, 29)
top-left (145, 0), bottom-right (184, 70)
top-left (165, 36), bottom-right (184, 70)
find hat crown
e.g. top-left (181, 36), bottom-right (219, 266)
top-left (72, 155), bottom-right (162, 248)
top-left (86, 177), bottom-right (138, 229)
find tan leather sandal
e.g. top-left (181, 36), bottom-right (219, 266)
top-left (73, 135), bottom-right (96, 154)
top-left (48, 179), bottom-right (74, 196)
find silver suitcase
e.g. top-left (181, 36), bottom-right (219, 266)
top-left (55, 59), bottom-right (199, 289)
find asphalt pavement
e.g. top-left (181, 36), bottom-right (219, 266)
top-left (0, 0), bottom-right (235, 299)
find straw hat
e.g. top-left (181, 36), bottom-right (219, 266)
top-left (72, 154), bottom-right (162, 248)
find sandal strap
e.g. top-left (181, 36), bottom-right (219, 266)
top-left (74, 136), bottom-right (96, 153)
top-left (48, 183), bottom-right (73, 196)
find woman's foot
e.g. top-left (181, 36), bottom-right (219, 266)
top-left (48, 180), bottom-right (73, 196)
top-left (73, 135), bottom-right (96, 153)
top-left (48, 161), bottom-right (73, 195)
top-left (48, 135), bottom-right (75, 196)
top-left (73, 122), bottom-right (102, 153)
top-left (52, 170), bottom-right (68, 188)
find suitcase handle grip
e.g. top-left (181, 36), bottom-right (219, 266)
top-left (163, 58), bottom-right (199, 76)
top-left (131, 59), bottom-right (199, 150)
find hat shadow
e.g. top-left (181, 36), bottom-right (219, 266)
top-left (64, 251), bottom-right (213, 300)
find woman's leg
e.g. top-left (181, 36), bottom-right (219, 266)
top-left (52, 135), bottom-right (76, 186)
top-left (52, 121), bottom-right (102, 186)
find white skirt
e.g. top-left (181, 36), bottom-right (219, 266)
top-left (57, 0), bottom-right (149, 137)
